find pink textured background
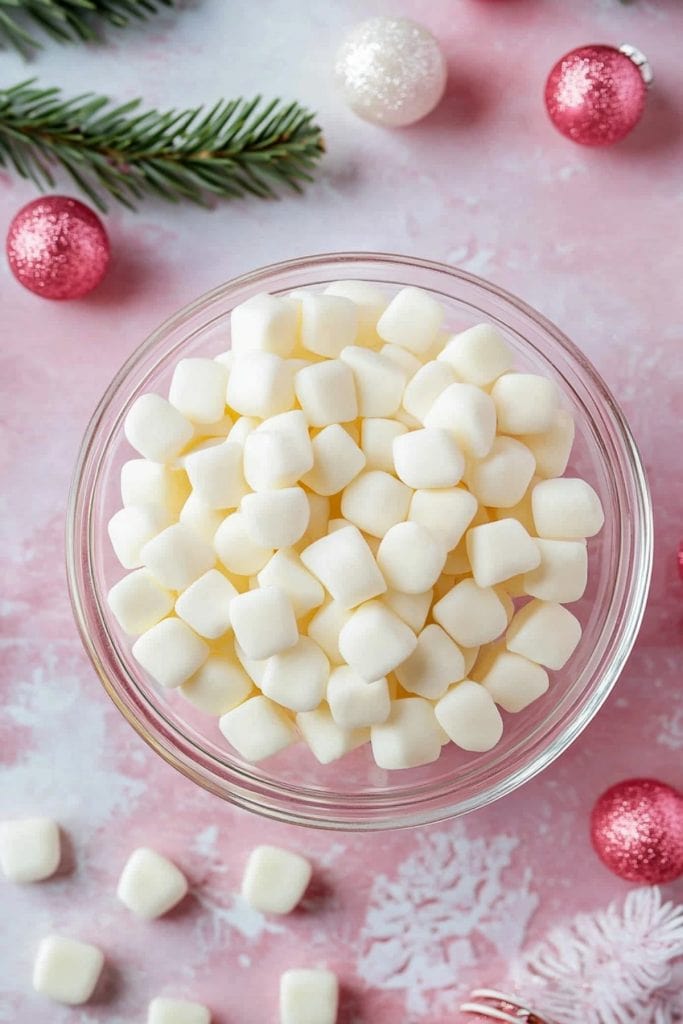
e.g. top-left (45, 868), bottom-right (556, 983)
top-left (1, 1), bottom-right (682, 1021)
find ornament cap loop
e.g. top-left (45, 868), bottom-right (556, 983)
top-left (619, 43), bottom-right (654, 87)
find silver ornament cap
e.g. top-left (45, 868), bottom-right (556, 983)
top-left (335, 17), bottom-right (447, 128)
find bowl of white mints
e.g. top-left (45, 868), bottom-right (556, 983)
top-left (67, 252), bottom-right (653, 830)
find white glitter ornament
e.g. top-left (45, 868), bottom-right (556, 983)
top-left (335, 17), bottom-right (447, 128)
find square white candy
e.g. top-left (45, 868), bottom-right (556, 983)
top-left (0, 817), bottom-right (60, 883)
top-left (393, 427), bottom-right (465, 489)
top-left (435, 681), bottom-right (504, 752)
top-left (383, 588), bottom-right (432, 633)
top-left (220, 695), bottom-right (297, 762)
top-left (125, 394), bottom-right (193, 463)
top-left (424, 382), bottom-right (497, 458)
top-left (371, 698), bottom-right (442, 769)
top-left (491, 372), bottom-right (558, 435)
top-left (506, 599), bottom-right (582, 669)
top-left (108, 569), bottom-right (174, 635)
top-left (120, 460), bottom-right (189, 513)
top-left (295, 360), bottom-right (358, 426)
top-left (522, 408), bottom-right (575, 478)
top-left (466, 519), bottom-right (541, 588)
top-left (376, 522), bottom-right (446, 594)
top-left (338, 600), bottom-right (417, 681)
top-left (175, 569), bottom-right (237, 639)
top-left (148, 996), bottom-right (211, 1024)
top-left (241, 488), bottom-right (310, 548)
top-left (227, 351), bottom-right (295, 418)
top-left (324, 279), bottom-right (386, 343)
top-left (301, 526), bottom-right (386, 609)
top-left (169, 358), bottom-right (229, 424)
top-left (133, 617), bottom-right (208, 689)
top-left (377, 286), bottom-right (444, 355)
top-left (214, 512), bottom-right (273, 576)
top-left (180, 655), bottom-right (252, 715)
top-left (231, 292), bottom-right (298, 356)
top-left (409, 487), bottom-right (478, 551)
top-left (395, 624), bottom-right (465, 700)
top-left (262, 637), bottom-right (329, 712)
top-left (117, 847), bottom-right (188, 918)
top-left (307, 600), bottom-right (353, 663)
top-left (301, 293), bottom-right (358, 357)
top-left (257, 549), bottom-right (324, 618)
top-left (433, 579), bottom-right (508, 647)
top-left (108, 504), bottom-right (169, 569)
top-left (360, 418), bottom-right (407, 473)
top-left (302, 424), bottom-right (366, 496)
top-left (480, 651), bottom-right (549, 713)
top-left (296, 705), bottom-right (367, 764)
top-left (242, 845), bottom-right (312, 914)
top-left (184, 441), bottom-right (247, 509)
top-left (464, 436), bottom-right (536, 509)
top-left (141, 523), bottom-right (215, 591)
top-left (33, 935), bottom-right (104, 1005)
top-left (327, 666), bottom-right (390, 728)
top-left (339, 346), bottom-right (405, 417)
top-left (230, 586), bottom-right (298, 660)
top-left (402, 360), bottom-right (455, 422)
top-left (523, 538), bottom-right (587, 603)
top-left (179, 494), bottom-right (224, 545)
top-left (341, 470), bottom-right (412, 538)
top-left (244, 411), bottom-right (314, 490)
top-left (438, 323), bottom-right (513, 386)
top-left (532, 478), bottom-right (604, 539)
top-left (280, 968), bottom-right (339, 1024)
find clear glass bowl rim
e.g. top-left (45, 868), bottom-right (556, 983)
top-left (66, 251), bottom-right (653, 831)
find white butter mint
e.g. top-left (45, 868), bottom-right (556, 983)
top-left (125, 393), bottom-right (193, 463)
top-left (147, 997), bottom-right (211, 1024)
top-left (0, 817), bottom-right (61, 883)
top-left (117, 846), bottom-right (188, 918)
top-left (280, 968), bottom-right (339, 1024)
top-left (231, 292), bottom-right (298, 356)
top-left (169, 357), bottom-right (229, 424)
top-left (219, 695), bottom-right (297, 762)
top-left (242, 844), bottom-right (312, 914)
top-left (33, 935), bottom-right (104, 1005)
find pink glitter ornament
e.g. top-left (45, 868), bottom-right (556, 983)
top-left (545, 44), bottom-right (652, 147)
top-left (6, 195), bottom-right (110, 300)
top-left (591, 779), bottom-right (683, 884)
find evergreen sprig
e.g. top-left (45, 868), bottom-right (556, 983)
top-left (0, 0), bottom-right (173, 54)
top-left (0, 80), bottom-right (325, 211)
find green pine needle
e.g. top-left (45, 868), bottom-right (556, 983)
top-left (0, 0), bottom-right (173, 54)
top-left (0, 80), bottom-right (326, 211)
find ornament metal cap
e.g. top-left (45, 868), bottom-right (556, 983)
top-left (619, 44), bottom-right (654, 87)
top-left (460, 989), bottom-right (551, 1024)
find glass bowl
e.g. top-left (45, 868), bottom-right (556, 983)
top-left (66, 252), bottom-right (653, 831)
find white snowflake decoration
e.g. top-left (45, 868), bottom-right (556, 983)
top-left (511, 887), bottom-right (683, 1024)
top-left (357, 825), bottom-right (538, 1014)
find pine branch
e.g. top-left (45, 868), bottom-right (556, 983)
top-left (0, 80), bottom-right (326, 211)
top-left (0, 0), bottom-right (173, 55)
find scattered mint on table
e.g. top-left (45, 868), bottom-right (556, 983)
top-left (0, 0), bottom-right (174, 55)
top-left (0, 80), bottom-right (325, 211)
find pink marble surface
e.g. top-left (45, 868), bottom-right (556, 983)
top-left (1, 1), bottom-right (683, 1020)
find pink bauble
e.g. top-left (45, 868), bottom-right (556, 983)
top-left (591, 779), bottom-right (683, 883)
top-left (6, 195), bottom-right (110, 300)
top-left (545, 44), bottom-right (650, 147)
